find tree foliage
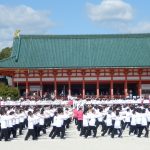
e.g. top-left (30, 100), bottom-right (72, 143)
top-left (0, 83), bottom-right (20, 100)
top-left (0, 47), bottom-right (12, 60)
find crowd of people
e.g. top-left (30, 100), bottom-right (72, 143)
top-left (0, 105), bottom-right (72, 141)
top-left (0, 103), bottom-right (150, 141)
top-left (74, 104), bottom-right (150, 138)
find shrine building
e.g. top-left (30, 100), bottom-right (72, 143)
top-left (0, 33), bottom-right (150, 99)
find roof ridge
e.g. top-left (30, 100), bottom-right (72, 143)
top-left (16, 33), bottom-right (150, 39)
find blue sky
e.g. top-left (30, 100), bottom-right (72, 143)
top-left (0, 0), bottom-right (150, 49)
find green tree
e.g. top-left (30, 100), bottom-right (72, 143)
top-left (0, 83), bottom-right (19, 100)
top-left (0, 47), bottom-right (12, 60)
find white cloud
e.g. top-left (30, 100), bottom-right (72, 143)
top-left (129, 22), bottom-right (150, 33)
top-left (86, 0), bottom-right (150, 34)
top-left (0, 5), bottom-right (54, 51)
top-left (87, 0), bottom-right (133, 22)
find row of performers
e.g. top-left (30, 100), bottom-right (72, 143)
top-left (1, 104), bottom-right (150, 141)
top-left (0, 106), bottom-right (72, 141)
top-left (73, 104), bottom-right (150, 138)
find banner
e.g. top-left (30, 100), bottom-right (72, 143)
top-left (0, 99), bottom-right (150, 106)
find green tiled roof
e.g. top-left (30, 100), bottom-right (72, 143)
top-left (0, 33), bottom-right (150, 69)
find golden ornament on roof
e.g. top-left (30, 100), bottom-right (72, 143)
top-left (14, 30), bottom-right (21, 38)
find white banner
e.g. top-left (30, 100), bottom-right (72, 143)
top-left (0, 99), bottom-right (150, 106)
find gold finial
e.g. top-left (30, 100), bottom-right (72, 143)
top-left (14, 29), bottom-right (21, 38)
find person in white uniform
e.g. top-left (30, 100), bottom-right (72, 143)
top-left (8, 111), bottom-right (15, 139)
top-left (139, 109), bottom-right (148, 137)
top-left (101, 110), bottom-right (113, 136)
top-left (96, 108), bottom-right (105, 132)
top-left (80, 110), bottom-right (89, 137)
top-left (0, 110), bottom-right (9, 141)
top-left (111, 111), bottom-right (123, 138)
top-left (85, 109), bottom-right (97, 138)
top-left (123, 109), bottom-right (131, 130)
top-left (51, 107), bottom-right (65, 139)
top-left (19, 109), bottom-right (25, 135)
top-left (25, 111), bottom-right (37, 140)
top-left (49, 112), bottom-right (58, 137)
top-left (129, 110), bottom-right (137, 135)
top-left (38, 109), bottom-right (46, 136)
top-left (135, 108), bottom-right (142, 137)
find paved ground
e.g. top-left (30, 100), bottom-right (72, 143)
top-left (0, 123), bottom-right (150, 150)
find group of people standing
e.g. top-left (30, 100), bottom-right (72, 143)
top-left (1, 103), bottom-right (150, 141)
top-left (73, 104), bottom-right (150, 138)
top-left (0, 105), bottom-right (72, 141)
top-left (0, 107), bottom-right (28, 141)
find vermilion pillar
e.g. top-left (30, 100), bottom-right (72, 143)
top-left (138, 76), bottom-right (142, 97)
top-left (96, 76), bottom-right (99, 98)
top-left (138, 70), bottom-right (142, 97)
top-left (124, 74), bottom-right (128, 98)
top-left (68, 76), bottom-right (71, 96)
top-left (82, 77), bottom-right (85, 99)
top-left (53, 70), bottom-right (58, 98)
top-left (67, 71), bottom-right (71, 96)
top-left (39, 71), bottom-right (43, 97)
top-left (110, 70), bottom-right (114, 99)
top-left (54, 75), bottom-right (57, 98)
top-left (110, 79), bottom-right (114, 99)
top-left (25, 72), bottom-right (29, 98)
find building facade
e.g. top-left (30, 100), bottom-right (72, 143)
top-left (0, 34), bottom-right (150, 99)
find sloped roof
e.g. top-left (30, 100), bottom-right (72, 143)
top-left (0, 33), bottom-right (150, 69)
